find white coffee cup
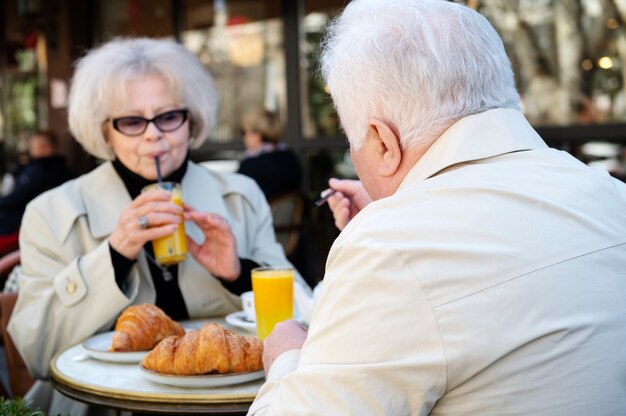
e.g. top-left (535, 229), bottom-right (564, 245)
top-left (241, 291), bottom-right (256, 322)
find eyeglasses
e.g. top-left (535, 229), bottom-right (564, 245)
top-left (110, 109), bottom-right (189, 136)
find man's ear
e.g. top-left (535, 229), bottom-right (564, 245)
top-left (368, 119), bottom-right (402, 177)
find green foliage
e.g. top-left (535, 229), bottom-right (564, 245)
top-left (0, 397), bottom-right (44, 416)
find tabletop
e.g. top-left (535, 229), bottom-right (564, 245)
top-left (50, 317), bottom-right (264, 415)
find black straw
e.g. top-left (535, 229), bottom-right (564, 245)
top-left (155, 156), bottom-right (163, 184)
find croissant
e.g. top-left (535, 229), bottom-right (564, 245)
top-left (109, 304), bottom-right (185, 352)
top-left (141, 323), bottom-right (263, 375)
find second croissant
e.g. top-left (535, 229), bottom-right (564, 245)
top-left (141, 323), bottom-right (263, 375)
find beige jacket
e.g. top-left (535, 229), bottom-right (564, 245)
top-left (9, 161), bottom-right (304, 380)
top-left (249, 109), bottom-right (626, 415)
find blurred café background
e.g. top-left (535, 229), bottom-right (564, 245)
top-left (1, 0), bottom-right (626, 287)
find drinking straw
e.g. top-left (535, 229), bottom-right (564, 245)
top-left (155, 156), bottom-right (164, 185)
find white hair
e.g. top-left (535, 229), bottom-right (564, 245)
top-left (68, 37), bottom-right (218, 160)
top-left (320, 0), bottom-right (520, 149)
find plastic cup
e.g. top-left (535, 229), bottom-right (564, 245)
top-left (141, 181), bottom-right (187, 266)
top-left (251, 267), bottom-right (294, 340)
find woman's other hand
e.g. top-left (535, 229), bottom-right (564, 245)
top-left (185, 208), bottom-right (240, 281)
top-left (109, 190), bottom-right (183, 259)
top-left (326, 178), bottom-right (372, 231)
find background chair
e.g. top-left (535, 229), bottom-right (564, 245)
top-left (0, 292), bottom-right (34, 398)
top-left (0, 250), bottom-right (20, 288)
top-left (269, 191), bottom-right (305, 258)
top-left (0, 232), bottom-right (19, 259)
top-left (0, 250), bottom-right (34, 398)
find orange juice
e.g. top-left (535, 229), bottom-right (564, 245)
top-left (143, 182), bottom-right (188, 266)
top-left (251, 267), bottom-right (294, 340)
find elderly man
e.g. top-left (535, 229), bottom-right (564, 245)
top-left (248, 0), bottom-right (626, 414)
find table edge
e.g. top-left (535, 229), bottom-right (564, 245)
top-left (51, 378), bottom-right (251, 414)
top-left (50, 349), bottom-right (258, 405)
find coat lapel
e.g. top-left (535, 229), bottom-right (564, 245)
top-left (80, 162), bottom-right (132, 239)
top-left (181, 162), bottom-right (231, 244)
top-left (80, 162), bottom-right (156, 294)
top-left (178, 163), bottom-right (229, 290)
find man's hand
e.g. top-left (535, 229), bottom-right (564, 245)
top-left (263, 320), bottom-right (308, 376)
top-left (326, 178), bottom-right (372, 231)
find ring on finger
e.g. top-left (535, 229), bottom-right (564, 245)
top-left (138, 215), bottom-right (150, 230)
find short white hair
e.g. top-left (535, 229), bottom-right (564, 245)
top-left (320, 0), bottom-right (520, 149)
top-left (68, 37), bottom-right (218, 160)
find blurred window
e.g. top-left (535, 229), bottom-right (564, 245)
top-left (0, 30), bottom-right (47, 172)
top-left (182, 0), bottom-right (286, 144)
top-left (98, 0), bottom-right (174, 39)
top-left (300, 0), bottom-right (345, 139)
top-left (471, 0), bottom-right (626, 127)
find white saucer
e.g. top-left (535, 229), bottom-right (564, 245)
top-left (225, 311), bottom-right (256, 331)
top-left (139, 365), bottom-right (264, 388)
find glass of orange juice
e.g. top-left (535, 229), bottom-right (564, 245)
top-left (141, 182), bottom-right (187, 266)
top-left (251, 267), bottom-right (294, 340)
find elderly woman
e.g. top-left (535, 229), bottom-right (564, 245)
top-left (8, 38), bottom-right (309, 415)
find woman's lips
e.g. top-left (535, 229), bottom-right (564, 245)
top-left (148, 152), bottom-right (167, 161)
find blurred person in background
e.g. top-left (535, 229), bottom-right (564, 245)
top-left (0, 130), bottom-right (73, 254)
top-left (8, 38), bottom-right (310, 416)
top-left (248, 0), bottom-right (626, 414)
top-left (237, 109), bottom-right (302, 201)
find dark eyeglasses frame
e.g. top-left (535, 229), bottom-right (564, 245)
top-left (110, 109), bottom-right (189, 137)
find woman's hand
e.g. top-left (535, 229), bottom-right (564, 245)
top-left (326, 178), bottom-right (372, 231)
top-left (109, 190), bottom-right (183, 259)
top-left (185, 208), bottom-right (240, 281)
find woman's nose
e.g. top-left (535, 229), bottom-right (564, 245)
top-left (143, 120), bottom-right (163, 141)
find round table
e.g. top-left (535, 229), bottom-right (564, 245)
top-left (50, 319), bottom-right (264, 415)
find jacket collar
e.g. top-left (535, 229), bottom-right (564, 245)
top-left (399, 108), bottom-right (548, 190)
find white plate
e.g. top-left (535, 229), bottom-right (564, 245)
top-left (225, 311), bottom-right (256, 331)
top-left (82, 331), bottom-right (149, 363)
top-left (139, 365), bottom-right (264, 388)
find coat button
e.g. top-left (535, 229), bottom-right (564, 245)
top-left (67, 281), bottom-right (77, 294)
